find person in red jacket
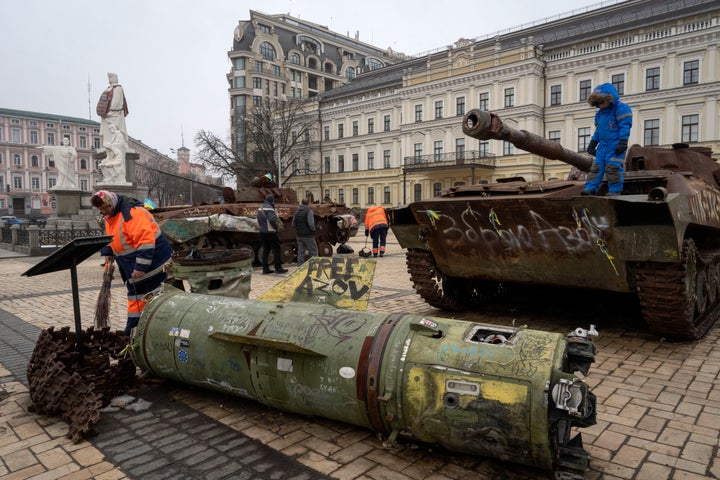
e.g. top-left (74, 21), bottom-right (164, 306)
top-left (364, 205), bottom-right (388, 257)
top-left (91, 190), bottom-right (172, 335)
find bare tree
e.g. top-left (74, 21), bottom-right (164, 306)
top-left (193, 129), bottom-right (242, 184)
top-left (136, 162), bottom-right (222, 207)
top-left (136, 163), bottom-right (187, 207)
top-left (195, 98), bottom-right (318, 187)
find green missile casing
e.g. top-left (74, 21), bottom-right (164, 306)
top-left (130, 290), bottom-right (596, 477)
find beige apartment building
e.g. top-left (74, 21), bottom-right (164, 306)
top-left (228, 0), bottom-right (720, 209)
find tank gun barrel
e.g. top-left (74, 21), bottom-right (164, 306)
top-left (462, 109), bottom-right (593, 172)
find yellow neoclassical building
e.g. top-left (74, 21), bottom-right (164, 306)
top-left (228, 1), bottom-right (720, 209)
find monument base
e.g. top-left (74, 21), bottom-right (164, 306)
top-left (92, 183), bottom-right (149, 203)
top-left (49, 189), bottom-right (84, 217)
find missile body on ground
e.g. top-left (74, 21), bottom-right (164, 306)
top-left (130, 288), bottom-right (597, 478)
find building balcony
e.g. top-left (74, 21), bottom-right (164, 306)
top-left (402, 151), bottom-right (496, 172)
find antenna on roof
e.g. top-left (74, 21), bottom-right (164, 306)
top-left (87, 74), bottom-right (92, 120)
top-left (181, 125), bottom-right (185, 148)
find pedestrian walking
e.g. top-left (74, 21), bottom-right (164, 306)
top-left (257, 194), bottom-right (288, 274)
top-left (291, 197), bottom-right (318, 265)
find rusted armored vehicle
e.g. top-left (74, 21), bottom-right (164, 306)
top-left (153, 178), bottom-right (358, 265)
top-left (389, 109), bottom-right (720, 340)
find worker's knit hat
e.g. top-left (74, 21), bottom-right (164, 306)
top-left (91, 190), bottom-right (118, 210)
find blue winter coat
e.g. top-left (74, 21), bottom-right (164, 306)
top-left (590, 83), bottom-right (632, 149)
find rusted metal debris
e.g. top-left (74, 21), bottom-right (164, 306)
top-left (27, 326), bottom-right (137, 443)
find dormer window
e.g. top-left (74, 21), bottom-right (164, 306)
top-left (365, 57), bottom-right (384, 71)
top-left (297, 35), bottom-right (323, 55)
top-left (259, 42), bottom-right (276, 61)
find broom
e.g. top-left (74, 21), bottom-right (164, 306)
top-left (94, 258), bottom-right (115, 329)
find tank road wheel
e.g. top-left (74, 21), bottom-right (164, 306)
top-left (318, 242), bottom-right (333, 257)
top-left (635, 239), bottom-right (720, 340)
top-left (281, 243), bottom-right (297, 264)
top-left (406, 248), bottom-right (467, 311)
top-left (257, 245), bottom-right (276, 267)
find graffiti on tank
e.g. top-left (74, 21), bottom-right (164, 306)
top-left (688, 189), bottom-right (720, 225)
top-left (428, 205), bottom-right (606, 257)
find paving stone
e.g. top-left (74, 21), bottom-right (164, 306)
top-left (2, 230), bottom-right (720, 480)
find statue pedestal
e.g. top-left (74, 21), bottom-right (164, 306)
top-left (93, 150), bottom-right (147, 200)
top-left (93, 150), bottom-right (140, 184)
top-left (50, 189), bottom-right (84, 216)
top-left (92, 183), bottom-right (148, 201)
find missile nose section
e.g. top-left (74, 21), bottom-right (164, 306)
top-left (130, 287), bottom-right (597, 478)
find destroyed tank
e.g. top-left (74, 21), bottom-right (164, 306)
top-left (389, 109), bottom-right (720, 340)
top-left (152, 178), bottom-right (358, 266)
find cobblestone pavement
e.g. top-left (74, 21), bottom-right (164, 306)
top-left (1, 230), bottom-right (719, 480)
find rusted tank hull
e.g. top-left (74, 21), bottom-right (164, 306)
top-left (131, 289), bottom-right (597, 478)
top-left (393, 193), bottom-right (684, 291)
top-left (153, 199), bottom-right (358, 265)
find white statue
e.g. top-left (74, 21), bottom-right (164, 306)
top-left (96, 72), bottom-right (129, 146)
top-left (40, 138), bottom-right (78, 190)
top-left (99, 124), bottom-right (129, 184)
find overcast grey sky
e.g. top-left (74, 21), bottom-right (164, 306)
top-left (2, 0), bottom-right (608, 158)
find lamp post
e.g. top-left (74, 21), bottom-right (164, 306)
top-left (275, 149), bottom-right (281, 186)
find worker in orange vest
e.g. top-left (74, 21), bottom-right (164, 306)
top-left (364, 205), bottom-right (388, 257)
top-left (91, 190), bottom-right (172, 335)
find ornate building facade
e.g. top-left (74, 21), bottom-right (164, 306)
top-left (229, 0), bottom-right (720, 208)
top-left (0, 108), bottom-right (101, 215)
top-left (0, 108), bottom-right (215, 216)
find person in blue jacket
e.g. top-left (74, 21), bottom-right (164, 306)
top-left (581, 83), bottom-right (632, 196)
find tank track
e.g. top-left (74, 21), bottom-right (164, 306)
top-left (406, 248), bottom-right (466, 310)
top-left (635, 239), bottom-right (720, 340)
top-left (27, 326), bottom-right (137, 443)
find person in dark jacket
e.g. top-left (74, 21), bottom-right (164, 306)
top-left (581, 83), bottom-right (633, 196)
top-left (257, 194), bottom-right (288, 274)
top-left (291, 197), bottom-right (318, 265)
top-left (91, 190), bottom-right (173, 335)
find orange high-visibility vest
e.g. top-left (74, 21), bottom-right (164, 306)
top-left (364, 206), bottom-right (387, 233)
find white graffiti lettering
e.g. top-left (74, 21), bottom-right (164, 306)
top-left (436, 206), bottom-right (604, 257)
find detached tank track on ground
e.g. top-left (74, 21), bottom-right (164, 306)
top-left (26, 326), bottom-right (137, 442)
top-left (635, 239), bottom-right (720, 341)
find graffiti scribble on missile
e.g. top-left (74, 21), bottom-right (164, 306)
top-left (306, 311), bottom-right (367, 345)
top-left (510, 335), bottom-right (553, 377)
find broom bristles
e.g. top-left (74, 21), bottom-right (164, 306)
top-left (94, 261), bottom-right (115, 329)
